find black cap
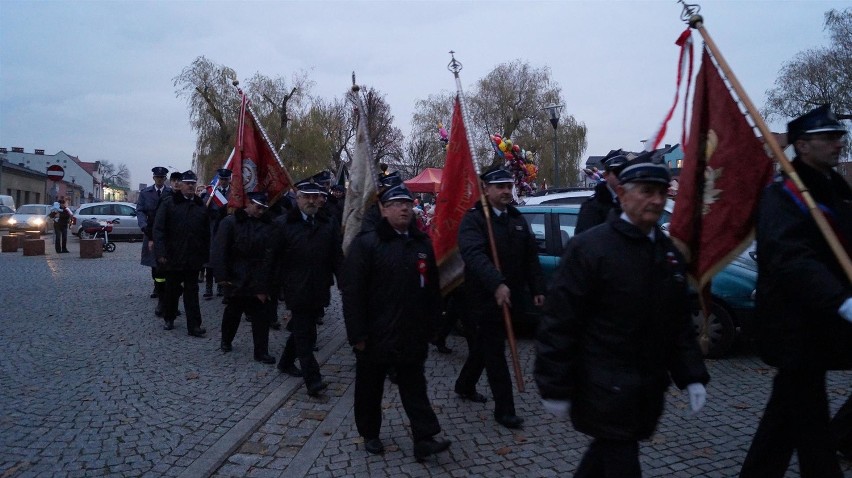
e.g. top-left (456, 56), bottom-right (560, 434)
top-left (295, 179), bottom-right (325, 195)
top-left (378, 171), bottom-right (402, 189)
top-left (247, 191), bottom-right (269, 208)
top-left (380, 184), bottom-right (414, 203)
top-left (180, 170), bottom-right (198, 183)
top-left (479, 166), bottom-right (514, 184)
top-left (787, 103), bottom-right (847, 144)
top-left (169, 171), bottom-right (183, 181)
top-left (618, 152), bottom-right (671, 185)
top-left (310, 170), bottom-right (333, 187)
top-left (152, 167), bottom-right (168, 177)
top-left (601, 149), bottom-right (629, 174)
top-left (216, 168), bottom-right (232, 179)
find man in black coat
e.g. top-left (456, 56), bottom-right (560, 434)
top-left (268, 180), bottom-right (343, 397)
top-left (202, 168), bottom-right (232, 299)
top-left (342, 184), bottom-right (451, 461)
top-left (153, 170), bottom-right (210, 336)
top-left (212, 192), bottom-right (276, 364)
top-left (455, 166), bottom-right (545, 429)
top-left (535, 157), bottom-right (709, 478)
top-left (575, 151), bottom-right (629, 235)
top-left (740, 104), bottom-right (852, 478)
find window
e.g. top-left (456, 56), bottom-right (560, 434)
top-left (522, 212), bottom-right (547, 254)
top-left (557, 213), bottom-right (578, 247)
top-left (115, 204), bottom-right (135, 216)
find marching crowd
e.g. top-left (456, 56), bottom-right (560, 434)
top-left (134, 104), bottom-right (851, 476)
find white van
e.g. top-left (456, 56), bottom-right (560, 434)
top-left (0, 195), bottom-right (16, 211)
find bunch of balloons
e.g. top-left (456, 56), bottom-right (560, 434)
top-left (490, 133), bottom-right (539, 196)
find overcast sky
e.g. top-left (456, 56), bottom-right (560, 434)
top-left (1, 0), bottom-right (846, 188)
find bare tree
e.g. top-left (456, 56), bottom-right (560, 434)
top-left (764, 9), bottom-right (852, 119)
top-left (99, 160), bottom-right (130, 187)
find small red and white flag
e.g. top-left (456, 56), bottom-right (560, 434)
top-left (212, 188), bottom-right (227, 207)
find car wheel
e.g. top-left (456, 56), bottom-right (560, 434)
top-left (691, 297), bottom-right (736, 358)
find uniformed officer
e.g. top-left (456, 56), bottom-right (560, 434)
top-left (212, 191), bottom-right (276, 364)
top-left (454, 166), bottom-right (545, 429)
top-left (136, 166), bottom-right (172, 314)
top-left (153, 170), bottom-right (210, 336)
top-left (740, 104), bottom-right (852, 478)
top-left (575, 150), bottom-right (630, 235)
top-left (203, 168), bottom-right (232, 299)
top-left (342, 183), bottom-right (452, 461)
top-left (268, 179), bottom-right (343, 396)
top-left (169, 171), bottom-right (183, 190)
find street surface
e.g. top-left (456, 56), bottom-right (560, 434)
top-left (1, 233), bottom-right (850, 477)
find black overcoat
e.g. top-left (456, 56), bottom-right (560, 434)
top-left (153, 192), bottom-right (210, 271)
top-left (211, 208), bottom-right (274, 297)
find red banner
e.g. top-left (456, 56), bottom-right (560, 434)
top-left (228, 97), bottom-right (291, 209)
top-left (432, 96), bottom-right (480, 293)
top-left (669, 49), bottom-right (775, 289)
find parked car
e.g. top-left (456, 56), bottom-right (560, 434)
top-left (8, 204), bottom-right (53, 234)
top-left (517, 204), bottom-right (756, 358)
top-left (72, 202), bottom-right (142, 241)
top-left (519, 187), bottom-right (595, 206)
top-left (0, 205), bottom-right (15, 229)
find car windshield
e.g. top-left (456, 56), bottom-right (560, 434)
top-left (18, 205), bottom-right (45, 214)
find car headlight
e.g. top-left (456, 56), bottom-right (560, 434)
top-left (32, 218), bottom-right (44, 226)
top-left (8, 218), bottom-right (16, 225)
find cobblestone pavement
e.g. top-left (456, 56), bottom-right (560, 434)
top-left (1, 232), bottom-right (850, 477)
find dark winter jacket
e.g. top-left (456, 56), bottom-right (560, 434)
top-left (458, 202), bottom-right (544, 320)
top-left (535, 215), bottom-right (709, 440)
top-left (137, 184), bottom-right (172, 267)
top-left (342, 218), bottom-right (441, 363)
top-left (211, 208), bottom-right (275, 296)
top-left (267, 206), bottom-right (342, 310)
top-left (754, 158), bottom-right (852, 370)
top-left (575, 181), bottom-right (619, 235)
top-left (153, 192), bottom-right (210, 271)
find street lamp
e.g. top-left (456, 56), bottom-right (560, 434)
top-left (543, 104), bottom-right (564, 188)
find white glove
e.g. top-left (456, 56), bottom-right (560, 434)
top-left (839, 298), bottom-right (852, 324)
top-left (542, 399), bottom-right (571, 419)
top-left (686, 383), bottom-right (706, 415)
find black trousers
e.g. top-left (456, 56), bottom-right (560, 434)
top-left (455, 314), bottom-right (515, 417)
top-left (740, 368), bottom-right (843, 478)
top-left (163, 269), bottom-right (202, 331)
top-left (831, 396), bottom-right (852, 457)
top-left (221, 295), bottom-right (271, 357)
top-left (574, 438), bottom-right (641, 478)
top-left (354, 355), bottom-right (441, 442)
top-left (53, 223), bottom-right (68, 252)
top-left (278, 307), bottom-right (322, 386)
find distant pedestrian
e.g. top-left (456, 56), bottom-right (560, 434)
top-left (740, 104), bottom-right (852, 478)
top-left (575, 150), bottom-right (629, 235)
top-left (535, 155), bottom-right (709, 478)
top-left (268, 179), bottom-right (343, 396)
top-left (455, 165), bottom-right (545, 429)
top-left (136, 166), bottom-right (172, 313)
top-left (51, 199), bottom-right (73, 253)
top-left (342, 184), bottom-right (451, 461)
top-left (153, 170), bottom-right (210, 336)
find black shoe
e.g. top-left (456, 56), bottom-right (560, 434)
top-left (456, 391), bottom-right (488, 403)
top-left (188, 328), bottom-right (206, 338)
top-left (364, 437), bottom-right (384, 455)
top-left (278, 363), bottom-right (303, 377)
top-left (61, 250), bottom-right (70, 253)
top-left (413, 438), bottom-right (451, 462)
top-left (150, 291), bottom-right (158, 299)
top-left (254, 354), bottom-right (276, 364)
top-left (163, 320), bottom-right (174, 330)
top-left (269, 320), bottom-right (282, 330)
top-left (216, 287), bottom-right (224, 297)
top-left (154, 304), bottom-right (163, 317)
top-left (203, 291), bottom-right (213, 299)
top-left (220, 342), bottom-right (232, 352)
top-left (306, 381), bottom-right (328, 397)
top-left (495, 414), bottom-right (524, 429)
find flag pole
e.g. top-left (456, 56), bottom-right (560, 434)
top-left (448, 51), bottom-right (525, 392)
top-left (681, 5), bottom-right (852, 284)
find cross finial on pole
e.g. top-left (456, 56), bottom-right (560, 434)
top-left (447, 51), bottom-right (463, 78)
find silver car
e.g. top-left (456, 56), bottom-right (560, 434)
top-left (8, 204), bottom-right (52, 234)
top-left (73, 202), bottom-right (142, 240)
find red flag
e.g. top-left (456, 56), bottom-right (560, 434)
top-left (228, 96), bottom-right (292, 208)
top-left (432, 96), bottom-right (480, 294)
top-left (669, 49), bottom-right (775, 290)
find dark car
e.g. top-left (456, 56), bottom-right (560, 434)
top-left (518, 204), bottom-right (756, 358)
top-left (0, 205), bottom-right (14, 229)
